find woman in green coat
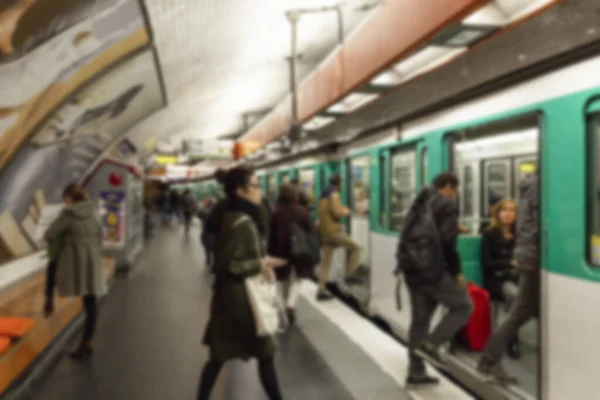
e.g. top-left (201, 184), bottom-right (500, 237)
top-left (44, 183), bottom-right (105, 359)
top-left (198, 166), bottom-right (283, 400)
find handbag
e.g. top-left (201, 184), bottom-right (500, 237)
top-left (245, 274), bottom-right (280, 336)
top-left (233, 215), bottom-right (279, 337)
top-left (289, 209), bottom-right (321, 267)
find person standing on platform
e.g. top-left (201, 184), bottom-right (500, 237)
top-left (181, 189), bottom-right (197, 234)
top-left (290, 178), bottom-right (310, 210)
top-left (202, 169), bottom-right (228, 269)
top-left (268, 183), bottom-right (317, 325)
top-left (43, 183), bottom-right (105, 360)
top-left (198, 166), bottom-right (283, 400)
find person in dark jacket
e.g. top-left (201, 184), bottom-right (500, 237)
top-left (268, 184), bottom-right (316, 325)
top-left (478, 174), bottom-right (539, 385)
top-left (480, 198), bottom-right (521, 359)
top-left (202, 169), bottom-right (228, 268)
top-left (204, 169), bottom-right (272, 257)
top-left (197, 166), bottom-right (283, 400)
top-left (181, 189), bottom-right (196, 234)
top-left (44, 183), bottom-right (105, 360)
top-left (397, 172), bottom-right (473, 388)
top-left (169, 189), bottom-right (181, 222)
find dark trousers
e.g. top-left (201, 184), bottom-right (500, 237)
top-left (481, 271), bottom-right (538, 364)
top-left (197, 357), bottom-right (282, 400)
top-left (82, 295), bottom-right (98, 343)
top-left (408, 274), bottom-right (473, 373)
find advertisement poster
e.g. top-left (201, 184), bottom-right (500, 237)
top-left (99, 190), bottom-right (125, 247)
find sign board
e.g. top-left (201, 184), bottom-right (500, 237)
top-left (99, 191), bottom-right (126, 247)
top-left (187, 139), bottom-right (233, 161)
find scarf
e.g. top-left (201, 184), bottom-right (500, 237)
top-left (227, 196), bottom-right (266, 236)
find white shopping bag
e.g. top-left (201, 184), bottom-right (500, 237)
top-left (233, 214), bottom-right (280, 337)
top-left (245, 274), bottom-right (279, 336)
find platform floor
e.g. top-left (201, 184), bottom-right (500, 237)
top-left (26, 224), bottom-right (473, 400)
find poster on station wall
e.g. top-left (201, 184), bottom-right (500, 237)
top-left (0, 0), bottom-right (150, 171)
top-left (98, 190), bottom-right (125, 247)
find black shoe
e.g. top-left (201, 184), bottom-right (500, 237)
top-left (414, 341), bottom-right (447, 369)
top-left (286, 308), bottom-right (296, 325)
top-left (405, 373), bottom-right (440, 389)
top-left (507, 338), bottom-right (521, 360)
top-left (507, 343), bottom-right (521, 360)
top-left (316, 291), bottom-right (334, 301)
top-left (344, 276), bottom-right (362, 285)
top-left (477, 359), bottom-right (519, 386)
top-left (69, 342), bottom-right (94, 361)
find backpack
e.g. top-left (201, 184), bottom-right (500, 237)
top-left (395, 187), bottom-right (445, 285)
top-left (289, 210), bottom-right (320, 267)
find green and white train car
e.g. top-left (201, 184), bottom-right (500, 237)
top-left (255, 54), bottom-right (600, 400)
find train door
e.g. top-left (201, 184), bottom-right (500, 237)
top-left (449, 113), bottom-right (540, 399)
top-left (346, 155), bottom-right (371, 303)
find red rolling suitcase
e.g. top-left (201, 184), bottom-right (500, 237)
top-left (459, 283), bottom-right (492, 351)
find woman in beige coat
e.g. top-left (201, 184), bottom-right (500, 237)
top-left (44, 183), bottom-right (105, 359)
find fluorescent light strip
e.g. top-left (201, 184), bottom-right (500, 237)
top-left (393, 46), bottom-right (466, 82)
top-left (371, 70), bottom-right (403, 86)
top-left (455, 128), bottom-right (538, 151)
top-left (464, 0), bottom-right (558, 26)
top-left (327, 92), bottom-right (379, 114)
top-left (304, 115), bottom-right (335, 131)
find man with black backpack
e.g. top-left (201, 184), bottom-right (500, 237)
top-left (396, 172), bottom-right (473, 388)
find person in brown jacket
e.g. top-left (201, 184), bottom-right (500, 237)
top-left (268, 184), bottom-right (317, 324)
top-left (317, 174), bottom-right (360, 300)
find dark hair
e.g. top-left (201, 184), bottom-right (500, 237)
top-left (290, 178), bottom-right (299, 185)
top-left (63, 183), bottom-right (88, 203)
top-left (224, 166), bottom-right (254, 199)
top-left (215, 168), bottom-right (228, 184)
top-left (277, 183), bottom-right (299, 204)
top-left (432, 172), bottom-right (459, 189)
top-left (329, 174), bottom-right (341, 187)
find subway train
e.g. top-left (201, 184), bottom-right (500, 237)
top-left (187, 54), bottom-right (600, 400)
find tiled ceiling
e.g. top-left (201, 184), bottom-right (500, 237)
top-left (126, 0), bottom-right (374, 150)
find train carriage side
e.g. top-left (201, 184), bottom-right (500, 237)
top-left (369, 55), bottom-right (600, 400)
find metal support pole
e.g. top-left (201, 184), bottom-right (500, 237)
top-left (335, 6), bottom-right (344, 43)
top-left (286, 11), bottom-right (300, 125)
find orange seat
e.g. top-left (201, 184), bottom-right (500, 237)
top-left (0, 317), bottom-right (35, 339)
top-left (0, 336), bottom-right (10, 357)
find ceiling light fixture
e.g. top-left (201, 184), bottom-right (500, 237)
top-left (303, 115), bottom-right (335, 131)
top-left (327, 92), bottom-right (379, 114)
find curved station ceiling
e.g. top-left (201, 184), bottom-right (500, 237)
top-left (0, 0), bottom-right (580, 211)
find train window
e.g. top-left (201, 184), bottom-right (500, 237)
top-left (588, 113), bottom-right (600, 265)
top-left (484, 160), bottom-right (511, 207)
top-left (452, 114), bottom-right (539, 234)
top-left (299, 168), bottom-right (315, 205)
top-left (389, 146), bottom-right (417, 231)
top-left (349, 156), bottom-right (370, 215)
top-left (462, 165), bottom-right (474, 217)
top-left (280, 172), bottom-right (290, 185)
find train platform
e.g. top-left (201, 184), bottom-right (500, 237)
top-left (12, 226), bottom-right (473, 400)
